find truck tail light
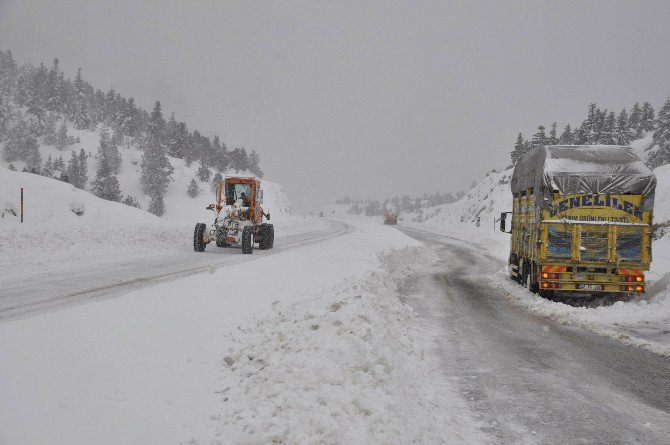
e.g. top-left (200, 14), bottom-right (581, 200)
top-left (621, 275), bottom-right (644, 282)
top-left (541, 272), bottom-right (559, 279)
top-left (621, 285), bottom-right (645, 292)
top-left (541, 282), bottom-right (560, 289)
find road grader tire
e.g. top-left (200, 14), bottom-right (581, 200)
top-left (194, 223), bottom-right (206, 252)
top-left (267, 224), bottom-right (274, 249)
top-left (258, 224), bottom-right (275, 250)
top-left (241, 226), bottom-right (254, 254)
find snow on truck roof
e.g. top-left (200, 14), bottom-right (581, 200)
top-left (512, 145), bottom-right (656, 210)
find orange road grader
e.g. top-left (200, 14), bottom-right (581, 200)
top-left (193, 177), bottom-right (274, 254)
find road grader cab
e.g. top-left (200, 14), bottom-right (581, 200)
top-left (193, 176), bottom-right (274, 254)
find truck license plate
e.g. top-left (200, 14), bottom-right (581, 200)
top-left (578, 284), bottom-right (603, 291)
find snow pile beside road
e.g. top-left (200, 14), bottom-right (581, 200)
top-left (213, 246), bottom-right (483, 444)
top-left (495, 270), bottom-right (670, 357)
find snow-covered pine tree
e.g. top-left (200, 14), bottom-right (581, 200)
top-left (615, 109), bottom-right (632, 145)
top-left (56, 121), bottom-right (69, 150)
top-left (574, 122), bottom-right (589, 144)
top-left (648, 98), bottom-right (670, 168)
top-left (24, 136), bottom-right (42, 172)
top-left (602, 111), bottom-right (616, 144)
top-left (72, 68), bottom-right (91, 130)
top-left (67, 151), bottom-right (81, 188)
top-left (2, 118), bottom-right (27, 162)
top-left (92, 130), bottom-right (122, 200)
top-left (510, 133), bottom-right (525, 164)
top-left (0, 95), bottom-right (9, 139)
top-left (549, 122), bottom-right (558, 144)
top-left (53, 155), bottom-right (65, 173)
top-left (187, 178), bottom-right (199, 198)
top-left (122, 195), bottom-right (141, 209)
top-left (99, 127), bottom-right (122, 174)
top-left (148, 193), bottom-right (165, 216)
top-left (147, 101), bottom-right (166, 146)
top-left (530, 125), bottom-right (548, 148)
top-left (559, 124), bottom-right (573, 144)
top-left (196, 162), bottom-right (211, 182)
top-left (640, 102), bottom-right (656, 133)
top-left (78, 148), bottom-right (88, 188)
top-left (212, 135), bottom-right (229, 172)
top-left (211, 172), bottom-right (223, 192)
top-left (629, 102), bottom-right (642, 138)
top-left (140, 129), bottom-right (173, 216)
top-left (8, 163), bottom-right (16, 171)
top-left (42, 155), bottom-right (54, 178)
top-left (249, 150), bottom-right (263, 178)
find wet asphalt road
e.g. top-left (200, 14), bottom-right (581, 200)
top-left (399, 225), bottom-right (670, 444)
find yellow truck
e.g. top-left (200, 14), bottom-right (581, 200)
top-left (500, 145), bottom-right (656, 297)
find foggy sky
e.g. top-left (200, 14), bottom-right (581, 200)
top-left (1, 0), bottom-right (670, 210)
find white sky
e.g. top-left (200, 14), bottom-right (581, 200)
top-left (1, 0), bottom-right (670, 210)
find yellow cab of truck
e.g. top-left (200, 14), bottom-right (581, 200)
top-left (500, 145), bottom-right (656, 297)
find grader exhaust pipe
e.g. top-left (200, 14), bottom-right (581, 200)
top-left (216, 180), bottom-right (223, 213)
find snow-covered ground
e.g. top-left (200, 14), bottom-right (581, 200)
top-left (0, 218), bottom-right (485, 444)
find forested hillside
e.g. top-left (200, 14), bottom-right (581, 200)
top-left (0, 46), bottom-right (264, 215)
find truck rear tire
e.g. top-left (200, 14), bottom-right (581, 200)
top-left (242, 226), bottom-right (254, 254)
top-left (194, 223), bottom-right (206, 252)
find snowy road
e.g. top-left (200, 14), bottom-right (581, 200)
top-left (399, 225), bottom-right (670, 444)
top-left (0, 220), bottom-right (351, 320)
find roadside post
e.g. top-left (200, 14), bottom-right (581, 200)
top-left (20, 187), bottom-right (23, 223)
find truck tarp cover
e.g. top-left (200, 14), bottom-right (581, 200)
top-left (511, 145), bottom-right (656, 210)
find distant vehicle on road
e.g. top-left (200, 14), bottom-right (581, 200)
top-left (501, 145), bottom-right (656, 298)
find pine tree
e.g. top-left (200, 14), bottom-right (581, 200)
top-left (122, 195), bottom-right (141, 209)
top-left (67, 150), bottom-right (81, 188)
top-left (148, 194), bottom-right (165, 216)
top-left (574, 123), bottom-right (589, 144)
top-left (549, 122), bottom-right (558, 144)
top-left (78, 148), bottom-right (88, 188)
top-left (530, 125), bottom-right (548, 148)
top-left (212, 135), bottom-right (229, 172)
top-left (140, 136), bottom-right (173, 215)
top-left (8, 163), bottom-right (16, 171)
top-left (249, 150), bottom-right (263, 178)
top-left (53, 155), bottom-right (65, 173)
top-left (648, 98), bottom-right (670, 168)
top-left (56, 121), bottom-right (69, 150)
top-left (629, 102), bottom-right (642, 138)
top-left (24, 136), bottom-right (42, 172)
top-left (615, 109), bottom-right (632, 145)
top-left (602, 111), bottom-right (616, 144)
top-left (640, 102), bottom-right (656, 133)
top-left (92, 130), bottom-right (123, 200)
top-left (196, 162), bottom-right (211, 182)
top-left (187, 178), bottom-right (199, 198)
top-left (42, 155), bottom-right (54, 177)
top-left (98, 127), bottom-right (121, 174)
top-left (510, 133), bottom-right (526, 164)
top-left (559, 124), bottom-right (573, 144)
top-left (147, 100), bottom-right (166, 147)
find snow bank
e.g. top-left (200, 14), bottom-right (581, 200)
top-left (494, 269), bottom-right (670, 357)
top-left (213, 246), bottom-right (482, 444)
top-left (0, 166), bottom-right (158, 226)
